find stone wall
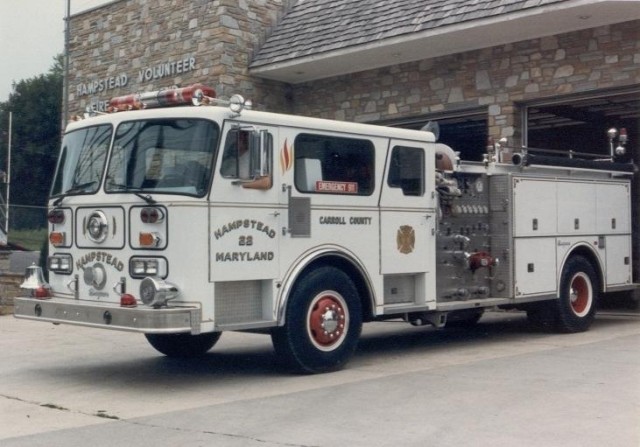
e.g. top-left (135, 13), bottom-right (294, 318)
top-left (68, 0), bottom-right (293, 115)
top-left (291, 20), bottom-right (640, 146)
top-left (67, 1), bottom-right (639, 148)
top-left (0, 253), bottom-right (20, 315)
top-left (0, 273), bottom-right (22, 315)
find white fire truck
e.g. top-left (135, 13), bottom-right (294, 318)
top-left (15, 84), bottom-right (636, 373)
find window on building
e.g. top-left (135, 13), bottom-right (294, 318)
top-left (293, 133), bottom-right (375, 195)
top-left (525, 89), bottom-right (639, 162)
top-left (381, 110), bottom-right (487, 161)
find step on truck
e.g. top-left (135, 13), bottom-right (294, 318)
top-left (14, 84), bottom-right (637, 373)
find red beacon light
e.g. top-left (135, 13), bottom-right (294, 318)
top-left (107, 84), bottom-right (216, 113)
top-left (120, 293), bottom-right (138, 308)
top-left (108, 93), bottom-right (142, 112)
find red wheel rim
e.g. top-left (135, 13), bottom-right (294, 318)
top-left (569, 273), bottom-right (592, 317)
top-left (307, 293), bottom-right (348, 351)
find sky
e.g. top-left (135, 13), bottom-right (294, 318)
top-left (0, 0), bottom-right (112, 102)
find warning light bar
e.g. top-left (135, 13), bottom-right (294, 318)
top-left (107, 84), bottom-right (216, 112)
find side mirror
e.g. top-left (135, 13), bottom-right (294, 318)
top-left (249, 129), bottom-right (271, 178)
top-left (233, 128), bottom-right (272, 190)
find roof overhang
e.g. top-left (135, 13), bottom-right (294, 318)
top-left (250, 0), bottom-right (640, 84)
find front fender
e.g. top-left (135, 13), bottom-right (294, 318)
top-left (275, 245), bottom-right (375, 325)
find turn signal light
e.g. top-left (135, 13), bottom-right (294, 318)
top-left (49, 232), bottom-right (66, 247)
top-left (139, 232), bottom-right (161, 247)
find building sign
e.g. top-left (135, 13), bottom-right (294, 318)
top-left (86, 99), bottom-right (110, 113)
top-left (137, 57), bottom-right (196, 83)
top-left (76, 55), bottom-right (197, 98)
top-left (77, 74), bottom-right (128, 97)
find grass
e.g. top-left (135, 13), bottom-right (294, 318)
top-left (8, 228), bottom-right (47, 251)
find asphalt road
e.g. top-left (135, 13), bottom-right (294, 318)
top-left (1, 310), bottom-right (638, 447)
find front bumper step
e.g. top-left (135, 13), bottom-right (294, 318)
top-left (14, 296), bottom-right (201, 334)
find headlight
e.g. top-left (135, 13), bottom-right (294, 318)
top-left (129, 257), bottom-right (167, 279)
top-left (86, 211), bottom-right (108, 243)
top-left (47, 254), bottom-right (73, 274)
top-left (139, 277), bottom-right (179, 308)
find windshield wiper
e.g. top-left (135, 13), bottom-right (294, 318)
top-left (108, 182), bottom-right (157, 204)
top-left (52, 181), bottom-right (97, 206)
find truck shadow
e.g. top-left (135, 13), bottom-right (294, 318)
top-left (356, 311), bottom-right (636, 359)
top-left (37, 312), bottom-right (634, 387)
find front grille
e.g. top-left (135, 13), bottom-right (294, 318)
top-left (214, 280), bottom-right (264, 325)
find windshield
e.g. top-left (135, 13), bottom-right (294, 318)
top-left (51, 125), bottom-right (112, 197)
top-left (105, 119), bottom-right (218, 197)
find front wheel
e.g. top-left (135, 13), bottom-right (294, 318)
top-left (555, 255), bottom-right (599, 333)
top-left (271, 266), bottom-right (362, 374)
top-left (145, 332), bottom-right (221, 358)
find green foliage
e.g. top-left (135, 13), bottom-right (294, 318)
top-left (8, 228), bottom-right (47, 251)
top-left (0, 55), bottom-right (62, 230)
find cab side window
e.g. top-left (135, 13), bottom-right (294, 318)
top-left (294, 133), bottom-right (375, 196)
top-left (388, 146), bottom-right (425, 196)
top-left (220, 127), bottom-right (274, 182)
top-left (220, 128), bottom-right (251, 179)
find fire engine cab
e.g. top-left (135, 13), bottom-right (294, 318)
top-left (15, 84), bottom-right (636, 373)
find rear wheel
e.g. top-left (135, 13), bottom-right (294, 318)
top-left (555, 255), bottom-right (599, 333)
top-left (145, 332), bottom-right (221, 358)
top-left (271, 266), bottom-right (362, 374)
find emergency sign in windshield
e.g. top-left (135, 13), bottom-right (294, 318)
top-left (105, 118), bottom-right (218, 197)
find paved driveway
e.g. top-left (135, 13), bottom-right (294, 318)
top-left (1, 311), bottom-right (639, 446)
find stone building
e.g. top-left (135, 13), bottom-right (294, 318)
top-left (68, 0), bottom-right (640, 158)
top-left (67, 0), bottom-right (640, 273)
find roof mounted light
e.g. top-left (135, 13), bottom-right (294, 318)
top-left (108, 93), bottom-right (142, 112)
top-left (107, 84), bottom-right (216, 112)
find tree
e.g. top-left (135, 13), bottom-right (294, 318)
top-left (0, 55), bottom-right (62, 230)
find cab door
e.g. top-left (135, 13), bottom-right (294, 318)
top-left (209, 122), bottom-right (281, 282)
top-left (379, 141), bottom-right (436, 305)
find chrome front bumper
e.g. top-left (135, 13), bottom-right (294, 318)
top-left (14, 296), bottom-right (202, 334)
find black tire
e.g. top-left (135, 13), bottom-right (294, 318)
top-left (555, 255), bottom-right (599, 333)
top-left (145, 332), bottom-right (221, 358)
top-left (271, 266), bottom-right (363, 374)
top-left (526, 303), bottom-right (557, 330)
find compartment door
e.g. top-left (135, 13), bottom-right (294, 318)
top-left (605, 235), bottom-right (633, 287)
top-left (514, 237), bottom-right (557, 297)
